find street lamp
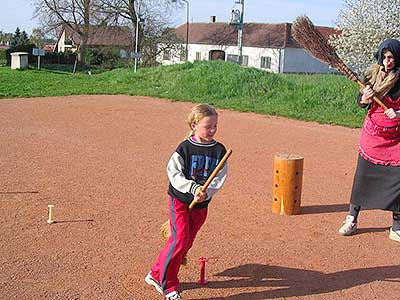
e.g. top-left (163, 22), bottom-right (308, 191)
top-left (173, 0), bottom-right (190, 61)
top-left (230, 0), bottom-right (244, 65)
top-left (134, 10), bottom-right (144, 73)
top-left (183, 0), bottom-right (189, 61)
top-left (237, 0), bottom-right (244, 65)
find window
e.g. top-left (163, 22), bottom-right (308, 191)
top-left (195, 52), bottom-right (202, 61)
top-left (65, 38), bottom-right (73, 45)
top-left (180, 50), bottom-right (186, 61)
top-left (163, 49), bottom-right (171, 60)
top-left (227, 54), bottom-right (239, 63)
top-left (242, 55), bottom-right (249, 66)
top-left (178, 46), bottom-right (186, 61)
top-left (227, 54), bottom-right (248, 66)
top-left (260, 56), bottom-right (271, 69)
top-left (119, 49), bottom-right (128, 59)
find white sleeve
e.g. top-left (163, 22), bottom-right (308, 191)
top-left (205, 162), bottom-right (228, 199)
top-left (167, 152), bottom-right (201, 195)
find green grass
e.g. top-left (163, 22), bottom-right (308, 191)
top-left (0, 60), bottom-right (365, 127)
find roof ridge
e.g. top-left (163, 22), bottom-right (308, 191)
top-left (174, 22), bottom-right (337, 49)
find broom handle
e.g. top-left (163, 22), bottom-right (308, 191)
top-left (188, 149), bottom-right (232, 211)
top-left (338, 64), bottom-right (388, 110)
top-left (356, 80), bottom-right (388, 110)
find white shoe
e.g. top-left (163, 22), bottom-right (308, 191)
top-left (338, 215), bottom-right (357, 236)
top-left (145, 271), bottom-right (163, 294)
top-left (165, 290), bottom-right (182, 300)
top-left (389, 227), bottom-right (400, 242)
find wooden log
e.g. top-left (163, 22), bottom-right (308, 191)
top-left (272, 154), bottom-right (304, 215)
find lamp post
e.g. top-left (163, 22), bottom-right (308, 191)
top-left (229, 0), bottom-right (244, 65)
top-left (182, 0), bottom-right (189, 61)
top-left (134, 9), bottom-right (141, 73)
top-left (237, 0), bottom-right (244, 65)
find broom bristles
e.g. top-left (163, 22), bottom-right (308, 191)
top-left (292, 16), bottom-right (358, 83)
top-left (292, 15), bottom-right (388, 110)
top-left (160, 220), bottom-right (170, 241)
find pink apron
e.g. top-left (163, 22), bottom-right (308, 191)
top-left (359, 96), bottom-right (400, 166)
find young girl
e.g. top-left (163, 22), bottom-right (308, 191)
top-left (145, 104), bottom-right (229, 300)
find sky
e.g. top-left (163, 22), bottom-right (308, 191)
top-left (0, 0), bottom-right (344, 35)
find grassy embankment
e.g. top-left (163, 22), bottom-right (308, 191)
top-left (0, 60), bottom-right (365, 127)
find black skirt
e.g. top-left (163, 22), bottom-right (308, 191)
top-left (350, 155), bottom-right (400, 211)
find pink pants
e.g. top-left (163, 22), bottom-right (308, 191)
top-left (151, 196), bottom-right (208, 294)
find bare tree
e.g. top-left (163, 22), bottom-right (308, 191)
top-left (141, 20), bottom-right (184, 66)
top-left (96, 0), bottom-right (180, 66)
top-left (30, 28), bottom-right (46, 47)
top-left (33, 0), bottom-right (183, 66)
top-left (33, 0), bottom-right (104, 63)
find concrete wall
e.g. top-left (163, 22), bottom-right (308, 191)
top-left (282, 48), bottom-right (334, 73)
top-left (57, 31), bottom-right (67, 52)
top-left (11, 52), bottom-right (29, 69)
top-left (158, 43), bottom-right (280, 73)
top-left (158, 43), bottom-right (333, 74)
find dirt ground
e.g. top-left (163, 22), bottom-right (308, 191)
top-left (1, 95), bottom-right (400, 300)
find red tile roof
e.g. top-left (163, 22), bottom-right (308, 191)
top-left (43, 44), bottom-right (55, 52)
top-left (174, 22), bottom-right (338, 49)
top-left (64, 25), bottom-right (133, 47)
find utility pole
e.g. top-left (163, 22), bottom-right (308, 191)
top-left (134, 11), bottom-right (139, 73)
top-left (183, 0), bottom-right (189, 61)
top-left (237, 0), bottom-right (244, 65)
top-left (230, 0), bottom-right (244, 65)
top-left (134, 6), bottom-right (145, 73)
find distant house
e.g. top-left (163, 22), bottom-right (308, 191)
top-left (0, 32), bottom-right (12, 50)
top-left (43, 44), bottom-right (55, 52)
top-left (55, 25), bottom-right (134, 58)
top-left (159, 19), bottom-right (338, 74)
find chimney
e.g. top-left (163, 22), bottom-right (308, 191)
top-left (210, 16), bottom-right (216, 23)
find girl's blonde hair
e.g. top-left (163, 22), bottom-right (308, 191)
top-left (187, 103), bottom-right (218, 138)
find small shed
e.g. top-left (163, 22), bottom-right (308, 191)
top-left (11, 52), bottom-right (29, 69)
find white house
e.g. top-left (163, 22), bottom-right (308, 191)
top-left (159, 20), bottom-right (338, 74)
top-left (55, 25), bottom-right (133, 58)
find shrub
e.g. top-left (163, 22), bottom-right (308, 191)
top-left (84, 47), bottom-right (125, 69)
top-left (0, 50), bottom-right (6, 66)
top-left (42, 51), bottom-right (76, 65)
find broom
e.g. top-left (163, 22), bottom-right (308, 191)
top-left (160, 149), bottom-right (232, 263)
top-left (291, 15), bottom-right (388, 110)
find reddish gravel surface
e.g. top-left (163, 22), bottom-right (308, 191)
top-left (1, 95), bottom-right (400, 300)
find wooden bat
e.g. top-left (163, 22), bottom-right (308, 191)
top-left (188, 149), bottom-right (232, 210)
top-left (160, 149), bottom-right (232, 242)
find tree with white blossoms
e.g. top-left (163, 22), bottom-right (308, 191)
top-left (329, 0), bottom-right (400, 74)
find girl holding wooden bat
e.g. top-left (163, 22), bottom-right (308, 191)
top-left (339, 39), bottom-right (400, 242)
top-left (145, 104), bottom-right (229, 300)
